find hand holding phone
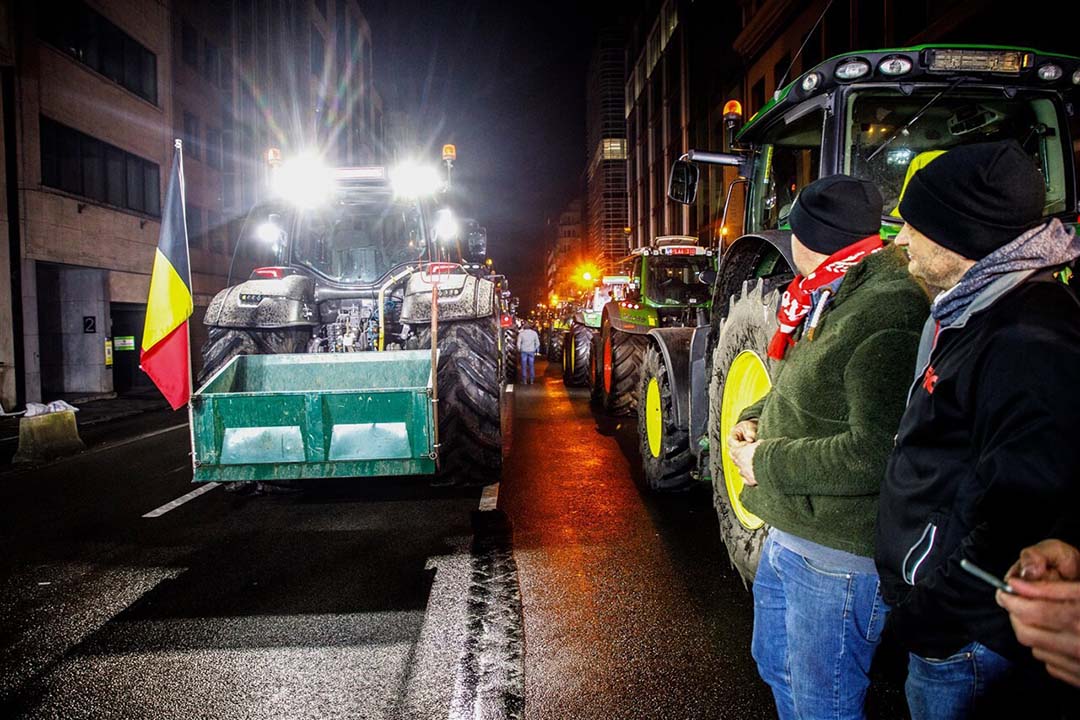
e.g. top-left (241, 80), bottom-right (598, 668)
top-left (961, 558), bottom-right (1015, 594)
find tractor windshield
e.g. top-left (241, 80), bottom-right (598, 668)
top-left (291, 193), bottom-right (426, 284)
top-left (646, 256), bottom-right (711, 306)
top-left (845, 88), bottom-right (1072, 219)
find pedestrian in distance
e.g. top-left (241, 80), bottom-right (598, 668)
top-left (998, 539), bottom-right (1080, 689)
top-left (875, 140), bottom-right (1080, 719)
top-left (727, 175), bottom-right (930, 720)
top-left (517, 322), bottom-right (540, 385)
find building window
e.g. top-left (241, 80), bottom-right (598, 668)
top-left (205, 127), bottom-right (222, 169)
top-left (183, 112), bottom-right (200, 160)
top-left (774, 53), bottom-right (791, 92)
top-left (188, 205), bottom-right (203, 248)
top-left (751, 78), bottom-right (766, 115)
top-left (39, 116), bottom-right (160, 217)
top-left (39, 0), bottom-right (158, 103)
top-left (208, 211), bottom-right (224, 254)
top-left (204, 40), bottom-right (220, 84)
top-left (182, 21), bottom-right (198, 68)
top-left (311, 27), bottom-right (325, 77)
top-left (603, 138), bottom-right (627, 161)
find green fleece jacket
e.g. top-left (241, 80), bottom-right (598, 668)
top-left (739, 244), bottom-right (929, 557)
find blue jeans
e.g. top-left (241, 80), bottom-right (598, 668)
top-left (752, 535), bottom-right (888, 720)
top-left (905, 642), bottom-right (1013, 720)
top-left (520, 351), bottom-right (535, 383)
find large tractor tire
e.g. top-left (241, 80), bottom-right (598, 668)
top-left (589, 335), bottom-right (604, 404)
top-left (546, 331), bottom-right (563, 363)
top-left (503, 326), bottom-right (519, 383)
top-left (562, 323), bottom-right (592, 387)
top-left (197, 327), bottom-right (309, 385)
top-left (707, 279), bottom-right (780, 584)
top-left (637, 344), bottom-right (694, 491)
top-left (417, 317), bottom-right (503, 485)
top-left (600, 325), bottom-right (649, 416)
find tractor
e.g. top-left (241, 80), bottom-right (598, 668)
top-left (597, 236), bottom-right (715, 415)
top-left (640, 45), bottom-right (1080, 579)
top-left (193, 158), bottom-right (503, 487)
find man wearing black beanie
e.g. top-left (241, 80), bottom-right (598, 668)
top-left (876, 140), bottom-right (1080, 718)
top-left (727, 174), bottom-right (929, 719)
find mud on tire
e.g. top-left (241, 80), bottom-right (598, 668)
top-left (502, 326), bottom-right (519, 383)
top-left (198, 327), bottom-right (309, 385)
top-left (601, 326), bottom-right (650, 416)
top-left (418, 317), bottom-right (503, 485)
top-left (637, 344), bottom-right (694, 491)
top-left (707, 279), bottom-right (781, 584)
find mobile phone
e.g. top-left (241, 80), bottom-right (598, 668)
top-left (961, 559), bottom-right (1015, 594)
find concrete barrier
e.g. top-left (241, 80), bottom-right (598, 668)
top-left (12, 410), bottom-right (85, 464)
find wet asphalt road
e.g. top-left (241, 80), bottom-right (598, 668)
top-left (1, 358), bottom-right (907, 719)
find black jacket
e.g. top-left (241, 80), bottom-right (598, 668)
top-left (876, 269), bottom-right (1080, 661)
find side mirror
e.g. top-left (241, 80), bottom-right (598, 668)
top-left (466, 228), bottom-right (488, 263)
top-left (668, 160), bottom-right (699, 204)
top-left (698, 269), bottom-right (718, 285)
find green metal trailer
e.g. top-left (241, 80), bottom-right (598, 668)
top-left (191, 351), bottom-right (439, 482)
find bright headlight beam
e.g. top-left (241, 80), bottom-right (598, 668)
top-left (390, 163), bottom-right (442, 199)
top-left (434, 208), bottom-right (460, 241)
top-left (271, 154), bottom-right (332, 208)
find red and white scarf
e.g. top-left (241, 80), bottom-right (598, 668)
top-left (767, 236), bottom-right (884, 360)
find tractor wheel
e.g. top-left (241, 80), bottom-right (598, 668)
top-left (417, 317), bottom-right (502, 485)
top-left (197, 327), bottom-right (308, 385)
top-left (564, 323), bottom-right (592, 387)
top-left (589, 335), bottom-right (604, 404)
top-left (637, 344), bottom-right (694, 491)
top-left (601, 326), bottom-right (649, 416)
top-left (547, 332), bottom-right (563, 363)
top-left (560, 331), bottom-right (573, 381)
top-left (707, 279), bottom-right (780, 584)
top-left (503, 326), bottom-right (519, 383)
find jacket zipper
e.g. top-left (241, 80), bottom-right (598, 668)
top-left (902, 522), bottom-right (938, 585)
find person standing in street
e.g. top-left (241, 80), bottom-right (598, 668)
top-left (727, 175), bottom-right (929, 719)
top-left (517, 322), bottom-right (540, 384)
top-left (875, 140), bottom-right (1080, 719)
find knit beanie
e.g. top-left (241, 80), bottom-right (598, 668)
top-left (898, 141), bottom-right (1046, 260)
top-left (789, 175), bottom-right (883, 254)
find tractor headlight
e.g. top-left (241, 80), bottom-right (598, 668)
top-left (879, 56), bottom-right (913, 76)
top-left (271, 154), bottom-right (332, 208)
top-left (835, 58), bottom-right (871, 81)
top-left (434, 208), bottom-right (460, 241)
top-left (801, 72), bottom-right (822, 92)
top-left (1038, 64), bottom-right (1063, 81)
top-left (391, 162), bottom-right (442, 199)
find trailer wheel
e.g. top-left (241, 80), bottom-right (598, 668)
top-left (707, 279), bottom-right (779, 584)
top-left (418, 317), bottom-right (503, 485)
top-left (562, 323), bottom-right (592, 387)
top-left (197, 327), bottom-right (308, 385)
top-left (503, 326), bottom-right (519, 382)
top-left (637, 344), bottom-right (694, 491)
top-left (601, 325), bottom-right (649, 416)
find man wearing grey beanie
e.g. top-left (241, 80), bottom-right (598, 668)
top-left (875, 140), bottom-right (1080, 718)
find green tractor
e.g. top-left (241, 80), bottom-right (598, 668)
top-left (561, 276), bottom-right (630, 387)
top-left (640, 45), bottom-right (1080, 575)
top-left (598, 237), bottom-right (715, 415)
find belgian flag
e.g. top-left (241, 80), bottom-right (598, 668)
top-left (141, 141), bottom-right (193, 410)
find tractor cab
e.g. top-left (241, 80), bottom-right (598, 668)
top-left (624, 236), bottom-right (715, 312)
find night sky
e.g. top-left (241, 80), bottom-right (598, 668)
top-left (364, 1), bottom-right (635, 306)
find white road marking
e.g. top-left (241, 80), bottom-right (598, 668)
top-left (505, 384), bottom-right (514, 393)
top-left (91, 423), bottom-right (189, 455)
top-left (478, 482), bottom-right (499, 512)
top-left (143, 482), bottom-right (220, 518)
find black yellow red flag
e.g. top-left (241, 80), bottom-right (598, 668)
top-left (141, 140), bottom-right (193, 410)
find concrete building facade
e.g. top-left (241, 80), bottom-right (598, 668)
top-left (0, 0), bottom-right (384, 409)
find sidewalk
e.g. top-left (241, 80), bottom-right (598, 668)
top-left (0, 389), bottom-right (174, 466)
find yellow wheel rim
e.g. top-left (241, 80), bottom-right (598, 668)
top-left (646, 377), bottom-right (663, 458)
top-left (719, 351), bottom-right (770, 530)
